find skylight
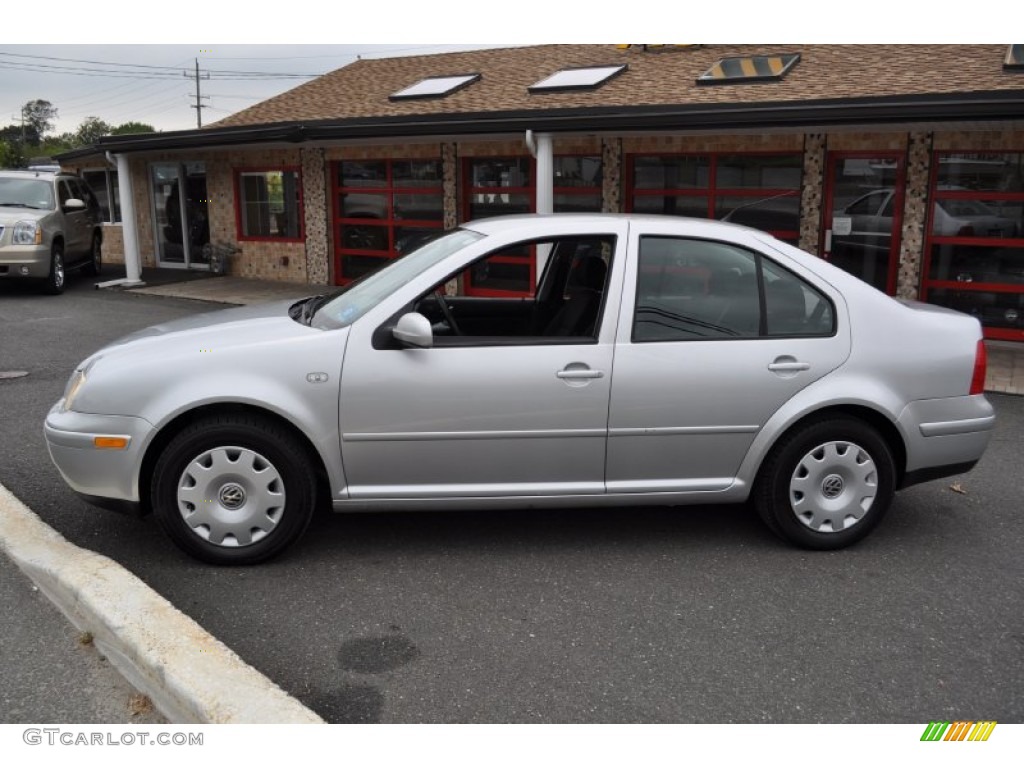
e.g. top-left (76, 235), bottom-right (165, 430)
top-left (1006, 45), bottom-right (1024, 69)
top-left (389, 73), bottom-right (481, 101)
top-left (528, 64), bottom-right (627, 93)
top-left (697, 54), bottom-right (800, 84)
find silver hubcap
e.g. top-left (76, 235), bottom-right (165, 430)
top-left (789, 440), bottom-right (877, 533)
top-left (54, 252), bottom-right (64, 287)
top-left (176, 446), bottom-right (285, 548)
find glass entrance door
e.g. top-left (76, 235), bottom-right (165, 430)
top-left (151, 162), bottom-right (209, 268)
top-left (821, 153), bottom-right (905, 294)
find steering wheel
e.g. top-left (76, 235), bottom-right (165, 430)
top-left (433, 289), bottom-right (462, 335)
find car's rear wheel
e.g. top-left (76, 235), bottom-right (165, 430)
top-left (42, 242), bottom-right (65, 295)
top-left (84, 233), bottom-right (102, 276)
top-left (754, 417), bottom-right (896, 549)
top-left (151, 415), bottom-right (317, 565)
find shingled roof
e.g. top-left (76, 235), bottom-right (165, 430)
top-left (211, 43), bottom-right (1023, 129)
top-left (57, 43), bottom-right (1022, 159)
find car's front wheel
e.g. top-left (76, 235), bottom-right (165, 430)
top-left (151, 415), bottom-right (317, 565)
top-left (754, 417), bottom-right (896, 550)
top-left (42, 241), bottom-right (65, 295)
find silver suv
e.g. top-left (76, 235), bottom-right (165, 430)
top-left (0, 169), bottom-right (103, 294)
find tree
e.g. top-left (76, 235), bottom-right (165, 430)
top-left (0, 139), bottom-right (25, 168)
top-left (76, 116), bottom-right (112, 145)
top-left (110, 121), bottom-right (156, 135)
top-left (22, 100), bottom-right (58, 145)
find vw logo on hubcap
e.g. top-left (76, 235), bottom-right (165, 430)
top-left (218, 483), bottom-right (247, 510)
top-left (821, 474), bottom-right (845, 499)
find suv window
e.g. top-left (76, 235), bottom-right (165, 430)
top-left (57, 179), bottom-right (73, 207)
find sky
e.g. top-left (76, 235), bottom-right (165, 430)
top-left (2, 2), bottom-right (1014, 137)
top-left (0, 44), bottom-right (502, 134)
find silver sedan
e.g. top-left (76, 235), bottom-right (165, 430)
top-left (44, 214), bottom-right (995, 564)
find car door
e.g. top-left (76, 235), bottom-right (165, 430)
top-left (337, 221), bottom-right (628, 500)
top-left (58, 179), bottom-right (88, 258)
top-left (606, 223), bottom-right (851, 494)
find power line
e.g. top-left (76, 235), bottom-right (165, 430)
top-left (0, 52), bottom-right (321, 78)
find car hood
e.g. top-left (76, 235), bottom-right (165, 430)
top-left (81, 299), bottom-right (316, 367)
top-left (0, 206), bottom-right (48, 223)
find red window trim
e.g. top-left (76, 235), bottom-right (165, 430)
top-left (920, 149), bottom-right (1024, 341)
top-left (461, 154), bottom-right (603, 297)
top-left (332, 158), bottom-right (445, 285)
top-left (234, 166), bottom-right (305, 243)
top-left (624, 151), bottom-right (803, 242)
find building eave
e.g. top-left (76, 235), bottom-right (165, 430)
top-left (56, 89), bottom-right (1024, 160)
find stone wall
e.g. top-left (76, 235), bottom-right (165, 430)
top-left (799, 133), bottom-right (826, 254)
top-left (896, 132), bottom-right (933, 300)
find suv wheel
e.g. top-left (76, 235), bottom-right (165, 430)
top-left (84, 233), bottom-right (102, 277)
top-left (42, 242), bottom-right (65, 295)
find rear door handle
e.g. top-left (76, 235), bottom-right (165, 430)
top-left (557, 369), bottom-right (604, 380)
top-left (768, 356), bottom-right (810, 376)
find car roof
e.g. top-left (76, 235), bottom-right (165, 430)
top-left (461, 212), bottom-right (765, 237)
top-left (0, 169), bottom-right (65, 179)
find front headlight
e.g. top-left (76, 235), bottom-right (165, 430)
top-left (61, 366), bottom-right (90, 413)
top-left (13, 220), bottom-right (42, 245)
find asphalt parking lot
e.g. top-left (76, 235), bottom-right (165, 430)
top-left (1, 274), bottom-right (1022, 723)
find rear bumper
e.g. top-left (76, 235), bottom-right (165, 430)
top-left (898, 394), bottom-right (995, 481)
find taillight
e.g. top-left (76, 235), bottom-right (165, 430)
top-left (970, 340), bottom-right (987, 395)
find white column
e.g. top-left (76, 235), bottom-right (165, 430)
top-left (533, 132), bottom-right (554, 284)
top-left (534, 132), bottom-right (553, 215)
top-left (115, 153), bottom-right (143, 285)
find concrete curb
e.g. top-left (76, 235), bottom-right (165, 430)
top-left (0, 483), bottom-right (323, 724)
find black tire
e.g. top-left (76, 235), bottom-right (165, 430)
top-left (151, 415), bottom-right (317, 565)
top-left (42, 241), bottom-right (65, 295)
top-left (84, 232), bottom-right (102, 276)
top-left (754, 417), bottom-right (896, 550)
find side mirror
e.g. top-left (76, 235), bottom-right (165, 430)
top-left (393, 312), bottom-right (433, 348)
top-left (64, 198), bottom-right (86, 211)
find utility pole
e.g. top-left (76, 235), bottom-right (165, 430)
top-left (185, 59), bottom-right (210, 128)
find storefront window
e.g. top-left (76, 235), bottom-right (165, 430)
top-left (334, 159), bottom-right (444, 283)
top-left (627, 153), bottom-right (802, 243)
top-left (237, 169), bottom-right (302, 240)
top-left (923, 152), bottom-right (1024, 341)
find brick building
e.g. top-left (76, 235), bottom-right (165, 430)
top-left (58, 44), bottom-right (1024, 340)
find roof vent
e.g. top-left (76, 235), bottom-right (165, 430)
top-left (529, 64), bottom-right (627, 93)
top-left (1005, 45), bottom-right (1024, 70)
top-left (697, 54), bottom-right (800, 84)
top-left (389, 73), bottom-right (481, 101)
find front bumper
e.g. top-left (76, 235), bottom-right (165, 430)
top-left (44, 403), bottom-right (155, 507)
top-left (898, 394), bottom-right (996, 484)
top-left (0, 244), bottom-right (50, 279)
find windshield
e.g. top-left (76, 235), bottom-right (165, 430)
top-left (312, 228), bottom-right (484, 329)
top-left (0, 177), bottom-right (56, 210)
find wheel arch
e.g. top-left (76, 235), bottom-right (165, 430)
top-left (137, 402), bottom-right (332, 516)
top-left (758, 404), bottom-right (908, 488)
